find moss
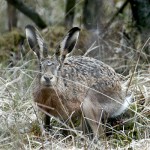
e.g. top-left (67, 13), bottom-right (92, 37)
top-left (0, 29), bottom-right (25, 61)
top-left (0, 26), bottom-right (90, 65)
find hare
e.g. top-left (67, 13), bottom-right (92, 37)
top-left (25, 25), bottom-right (132, 137)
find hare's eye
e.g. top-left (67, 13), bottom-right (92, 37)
top-left (47, 61), bottom-right (51, 66)
top-left (47, 61), bottom-right (54, 66)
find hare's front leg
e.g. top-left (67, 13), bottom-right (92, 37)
top-left (44, 114), bottom-right (51, 131)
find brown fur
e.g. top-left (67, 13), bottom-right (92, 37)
top-left (33, 85), bottom-right (81, 120)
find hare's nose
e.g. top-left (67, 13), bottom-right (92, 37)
top-left (44, 76), bottom-right (53, 82)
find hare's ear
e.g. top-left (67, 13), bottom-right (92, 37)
top-left (55, 27), bottom-right (80, 63)
top-left (25, 25), bottom-right (48, 59)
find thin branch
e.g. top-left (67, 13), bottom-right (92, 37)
top-left (6, 0), bottom-right (47, 29)
top-left (104, 0), bottom-right (129, 31)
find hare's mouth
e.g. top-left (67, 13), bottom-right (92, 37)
top-left (44, 82), bottom-right (52, 87)
top-left (41, 81), bottom-right (52, 87)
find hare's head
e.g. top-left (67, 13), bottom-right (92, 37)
top-left (25, 25), bottom-right (80, 87)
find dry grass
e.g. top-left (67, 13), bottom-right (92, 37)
top-left (0, 0), bottom-right (149, 149)
top-left (0, 23), bottom-right (149, 149)
top-left (0, 44), bottom-right (149, 150)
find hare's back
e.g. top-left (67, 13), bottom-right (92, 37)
top-left (62, 56), bottom-right (121, 91)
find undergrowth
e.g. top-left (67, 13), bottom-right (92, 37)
top-left (0, 18), bottom-right (150, 149)
top-left (0, 41), bottom-right (149, 150)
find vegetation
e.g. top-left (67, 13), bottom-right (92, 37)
top-left (0, 0), bottom-right (149, 149)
